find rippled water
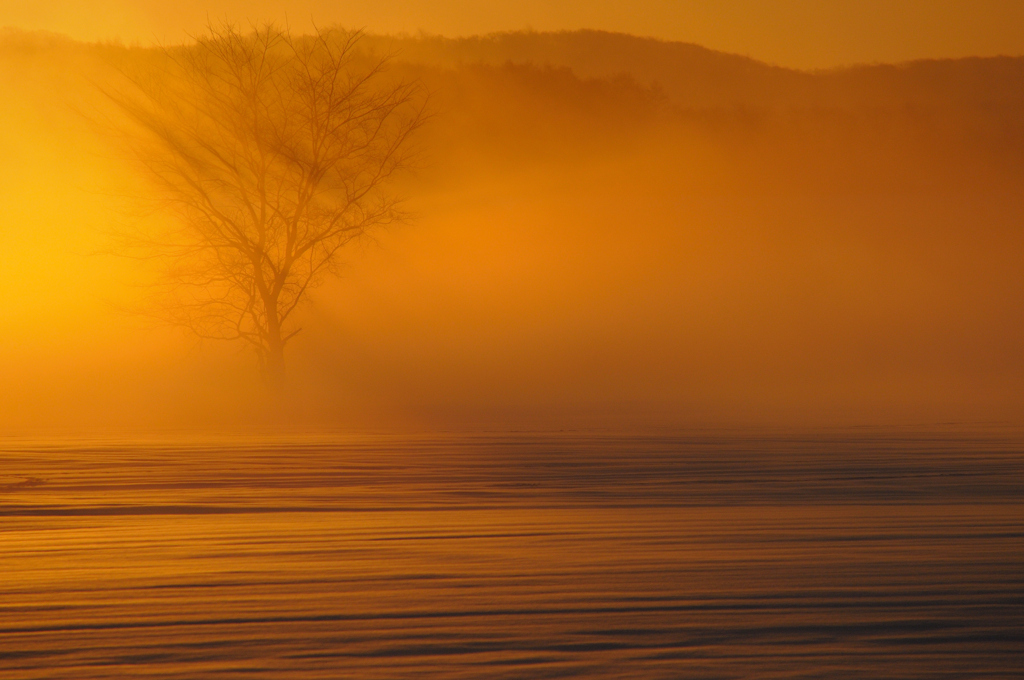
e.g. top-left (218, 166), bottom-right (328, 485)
top-left (2, 432), bottom-right (1022, 678)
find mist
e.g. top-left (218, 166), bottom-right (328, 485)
top-left (2, 28), bottom-right (1023, 434)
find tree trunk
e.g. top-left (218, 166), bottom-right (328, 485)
top-left (262, 338), bottom-right (286, 393)
top-left (262, 299), bottom-right (287, 393)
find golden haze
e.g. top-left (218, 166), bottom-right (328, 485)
top-left (1, 28), bottom-right (1023, 432)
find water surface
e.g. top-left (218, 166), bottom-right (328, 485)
top-left (2, 432), bottom-right (1022, 678)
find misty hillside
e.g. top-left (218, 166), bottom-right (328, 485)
top-left (373, 29), bottom-right (1024, 111)
top-left (3, 27), bottom-right (1022, 156)
top-left (375, 29), bottom-right (802, 110)
top-left (357, 29), bottom-right (1024, 180)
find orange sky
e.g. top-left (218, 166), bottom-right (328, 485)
top-left (3, 0), bottom-right (1024, 69)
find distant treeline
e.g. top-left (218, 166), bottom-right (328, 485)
top-left (358, 29), bottom-right (1024, 183)
top-left (368, 29), bottom-right (1024, 109)
top-left (3, 27), bottom-right (1021, 197)
top-left (6, 26), bottom-right (1023, 110)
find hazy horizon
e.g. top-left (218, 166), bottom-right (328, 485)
top-left (4, 1), bottom-right (1024, 70)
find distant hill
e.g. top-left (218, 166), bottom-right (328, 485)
top-left (3, 26), bottom-right (1022, 112)
top-left (371, 29), bottom-right (811, 110)
top-left (2, 26), bottom-right (1021, 179)
top-left (370, 29), bottom-right (1024, 112)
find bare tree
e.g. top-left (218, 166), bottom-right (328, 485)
top-left (109, 24), bottom-right (424, 388)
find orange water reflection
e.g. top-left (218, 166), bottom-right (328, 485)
top-left (1, 433), bottom-right (1022, 678)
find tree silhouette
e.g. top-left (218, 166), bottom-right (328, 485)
top-left (110, 24), bottom-right (424, 388)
